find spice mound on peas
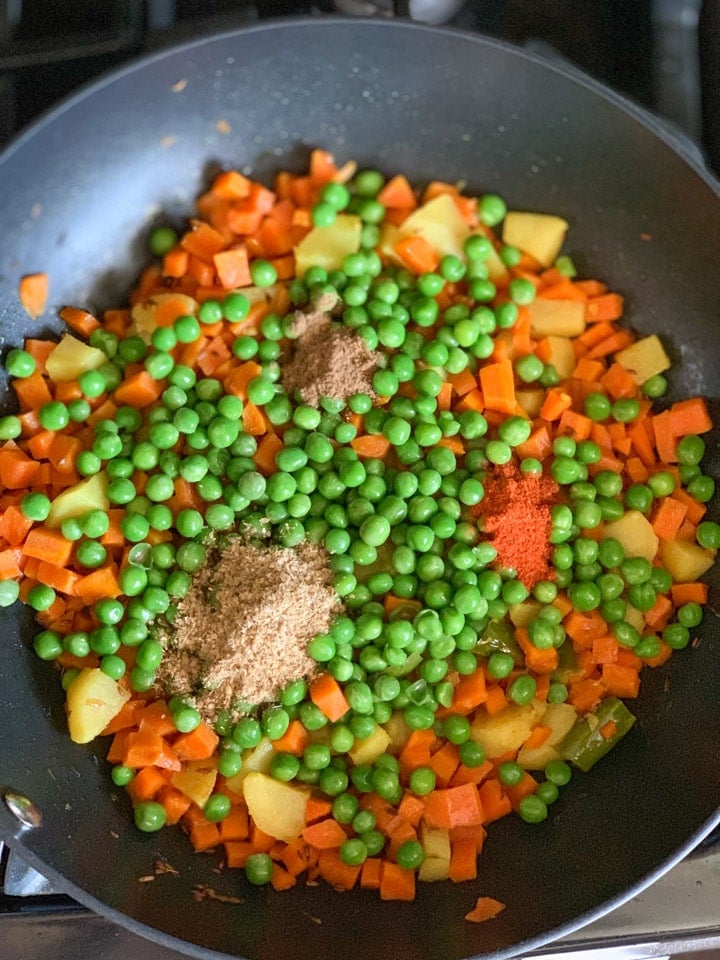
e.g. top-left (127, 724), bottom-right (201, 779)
top-left (1, 151), bottom-right (716, 909)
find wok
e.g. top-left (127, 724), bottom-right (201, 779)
top-left (0, 18), bottom-right (719, 960)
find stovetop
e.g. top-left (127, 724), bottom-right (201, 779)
top-left (1, 2), bottom-right (719, 958)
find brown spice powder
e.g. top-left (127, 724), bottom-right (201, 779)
top-left (156, 538), bottom-right (341, 720)
top-left (281, 306), bottom-right (381, 407)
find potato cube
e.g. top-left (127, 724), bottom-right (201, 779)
top-left (502, 211), bottom-right (569, 267)
top-left (659, 539), bottom-right (716, 582)
top-left (471, 700), bottom-right (546, 758)
top-left (348, 725), bottom-right (392, 765)
top-left (46, 334), bottom-right (107, 384)
top-left (528, 299), bottom-right (586, 338)
top-left (46, 473), bottom-right (109, 529)
top-left (224, 736), bottom-right (275, 795)
top-left (397, 194), bottom-right (470, 260)
top-left (243, 772), bottom-right (310, 842)
top-left (171, 760), bottom-right (218, 808)
top-left (66, 668), bottom-right (130, 744)
top-left (615, 335), bottom-right (671, 386)
top-left (294, 214), bottom-right (362, 274)
top-left (517, 702), bottom-right (578, 769)
top-left (604, 510), bottom-right (659, 563)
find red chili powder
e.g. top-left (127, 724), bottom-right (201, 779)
top-left (472, 463), bottom-right (561, 589)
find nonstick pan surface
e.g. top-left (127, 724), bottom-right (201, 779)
top-left (0, 18), bottom-right (719, 960)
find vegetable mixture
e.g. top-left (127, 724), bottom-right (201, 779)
top-left (1, 150), bottom-right (717, 907)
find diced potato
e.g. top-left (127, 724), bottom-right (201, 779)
top-left (66, 668), bottom-right (130, 744)
top-left (508, 600), bottom-right (542, 628)
top-left (377, 223), bottom-right (404, 267)
top-left (659, 539), bottom-right (716, 582)
top-left (604, 510), bottom-right (659, 563)
top-left (543, 335), bottom-right (576, 379)
top-left (383, 712), bottom-right (412, 754)
top-left (294, 214), bottom-right (362, 274)
top-left (348, 725), bottom-right (391, 765)
top-left (528, 299), bottom-right (586, 338)
top-left (502, 211), bottom-right (569, 267)
top-left (483, 243), bottom-right (510, 287)
top-left (46, 473), bottom-right (109, 529)
top-left (615, 335), bottom-right (671, 386)
top-left (624, 605), bottom-right (646, 634)
top-left (418, 825), bottom-right (451, 882)
top-left (517, 702), bottom-right (578, 769)
top-left (471, 700), bottom-right (546, 759)
top-left (224, 736), bottom-right (275, 795)
top-left (130, 293), bottom-right (198, 341)
top-left (397, 194), bottom-right (470, 260)
top-left (516, 389), bottom-right (545, 418)
top-left (46, 334), bottom-right (107, 384)
top-left (171, 759), bottom-right (217, 808)
top-left (243, 772), bottom-right (310, 843)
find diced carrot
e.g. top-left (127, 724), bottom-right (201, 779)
top-left (477, 779), bottom-right (511, 823)
top-left (0, 548), bottom-right (23, 578)
top-left (601, 663), bottom-right (641, 698)
top-left (377, 174), bottom-right (417, 210)
top-left (309, 673), bottom-right (351, 722)
top-left (651, 496), bottom-right (688, 540)
top-left (479, 358), bottom-right (516, 414)
top-left (449, 837), bottom-right (478, 882)
top-left (523, 725), bottom-right (553, 751)
top-left (671, 582), bottom-right (707, 605)
top-left (427, 741), bottom-right (461, 788)
top-left (224, 840), bottom-right (254, 868)
top-left (316, 849), bottom-right (361, 891)
top-left (13, 370), bottom-right (53, 411)
top-left (483, 684), bottom-right (508, 716)
top-left (568, 677), bottom-right (605, 713)
top-left (173, 722), bottom-right (219, 761)
top-left (396, 793), bottom-right (426, 828)
top-left (254, 432), bottom-right (284, 475)
top-left (213, 245), bottom-right (252, 289)
top-left (668, 397), bottom-right (713, 436)
top-left (585, 293), bottom-right (624, 322)
top-left (394, 235), bottom-right (439, 274)
top-left (591, 634), bottom-right (619, 665)
top-left (59, 305), bottom-right (100, 338)
top-left (242, 402), bottom-right (267, 436)
top-left (451, 669), bottom-right (488, 714)
top-left (18, 272), bottom-right (49, 318)
top-left (122, 727), bottom-right (165, 767)
top-left (75, 565), bottom-right (122, 602)
top-left (360, 857), bottom-right (384, 890)
top-left (189, 820), bottom-right (221, 853)
top-left (423, 783), bottom-right (485, 829)
top-left (127, 766), bottom-right (169, 803)
top-left (157, 785), bottom-right (192, 825)
top-left (270, 718), bottom-right (310, 756)
top-left (22, 527), bottom-right (73, 566)
top-left (304, 796), bottom-right (333, 824)
top-left (349, 434), bottom-right (391, 459)
top-left (301, 818), bottom-right (348, 850)
top-left (539, 387), bottom-right (572, 421)
top-left (516, 627), bottom-right (559, 674)
top-left (114, 370), bottom-right (163, 408)
top-left (465, 896), bottom-right (506, 923)
top-left (219, 805), bottom-right (250, 841)
top-left (379, 862), bottom-right (415, 901)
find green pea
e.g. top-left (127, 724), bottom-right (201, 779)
top-left (584, 392), bottom-right (611, 421)
top-left (134, 800), bottom-right (166, 832)
top-left (508, 675), bottom-right (537, 706)
top-left (245, 852), bottom-right (273, 885)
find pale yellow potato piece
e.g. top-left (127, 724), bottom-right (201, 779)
top-left (130, 292), bottom-right (198, 341)
top-left (225, 736), bottom-right (275, 795)
top-left (348, 725), bottom-right (392, 765)
top-left (418, 825), bottom-right (451, 882)
top-left (46, 334), bottom-right (107, 383)
top-left (517, 702), bottom-right (578, 770)
top-left (243, 772), bottom-right (310, 843)
top-left (615, 335), bottom-right (671, 386)
top-left (624, 605), bottom-right (646, 634)
top-left (528, 299), bottom-right (586, 338)
top-left (46, 473), bottom-right (109, 529)
top-left (502, 211), bottom-right (569, 267)
top-left (172, 760), bottom-right (218, 808)
top-left (397, 194), bottom-right (470, 260)
top-left (471, 700), bottom-right (546, 759)
top-left (659, 539), bottom-right (716, 582)
top-left (383, 711), bottom-right (412, 754)
top-left (484, 243), bottom-right (510, 287)
top-left (294, 214), bottom-right (362, 274)
top-left (604, 510), bottom-right (659, 563)
top-left (543, 335), bottom-right (577, 379)
top-left (516, 389), bottom-right (545, 418)
top-left (377, 223), bottom-right (404, 267)
top-left (66, 668), bottom-right (130, 744)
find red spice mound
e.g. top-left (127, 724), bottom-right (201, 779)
top-left (472, 463), bottom-right (560, 589)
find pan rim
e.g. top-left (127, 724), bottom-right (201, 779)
top-left (1, 15), bottom-right (719, 960)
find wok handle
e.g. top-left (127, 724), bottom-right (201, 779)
top-left (699, 0), bottom-right (720, 175)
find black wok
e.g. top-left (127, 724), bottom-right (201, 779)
top-left (0, 18), bottom-right (719, 960)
